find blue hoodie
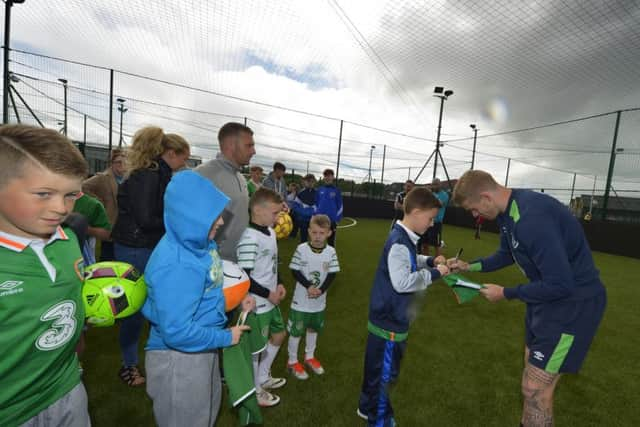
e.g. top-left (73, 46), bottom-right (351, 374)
top-left (142, 171), bottom-right (232, 352)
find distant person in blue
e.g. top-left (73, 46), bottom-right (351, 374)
top-left (421, 178), bottom-right (448, 256)
top-left (293, 174), bottom-right (317, 243)
top-left (316, 169), bottom-right (343, 247)
top-left (448, 170), bottom-right (606, 427)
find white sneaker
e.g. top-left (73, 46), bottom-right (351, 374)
top-left (257, 389), bottom-right (280, 407)
top-left (287, 362), bottom-right (309, 380)
top-left (356, 408), bottom-right (368, 420)
top-left (304, 357), bottom-right (325, 375)
top-left (261, 376), bottom-right (287, 390)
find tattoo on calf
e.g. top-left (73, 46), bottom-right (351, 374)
top-left (525, 364), bottom-right (557, 385)
top-left (521, 365), bottom-right (558, 426)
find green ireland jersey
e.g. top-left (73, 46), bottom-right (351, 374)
top-left (0, 227), bottom-right (85, 427)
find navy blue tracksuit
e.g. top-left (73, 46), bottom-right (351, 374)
top-left (470, 189), bottom-right (606, 373)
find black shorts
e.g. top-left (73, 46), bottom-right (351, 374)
top-left (423, 222), bottom-right (442, 246)
top-left (525, 291), bottom-right (606, 374)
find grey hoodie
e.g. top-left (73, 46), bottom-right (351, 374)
top-left (262, 172), bottom-right (287, 200)
top-left (195, 153), bottom-right (249, 262)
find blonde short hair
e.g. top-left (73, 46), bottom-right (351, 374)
top-left (452, 170), bottom-right (499, 206)
top-left (0, 124), bottom-right (88, 188)
top-left (310, 214), bottom-right (331, 230)
top-left (249, 187), bottom-right (283, 211)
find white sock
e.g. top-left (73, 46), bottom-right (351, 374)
top-left (304, 330), bottom-right (318, 360)
top-left (287, 336), bottom-right (301, 364)
top-left (258, 342), bottom-right (280, 384)
top-left (253, 353), bottom-right (261, 390)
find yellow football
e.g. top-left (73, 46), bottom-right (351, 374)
top-left (274, 212), bottom-right (293, 240)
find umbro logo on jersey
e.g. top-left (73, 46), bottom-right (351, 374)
top-left (533, 351), bottom-right (545, 361)
top-left (0, 280), bottom-right (24, 297)
top-left (0, 280), bottom-right (23, 290)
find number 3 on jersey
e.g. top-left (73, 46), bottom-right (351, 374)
top-left (36, 300), bottom-right (77, 351)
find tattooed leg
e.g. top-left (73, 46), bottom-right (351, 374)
top-left (521, 347), bottom-right (530, 424)
top-left (521, 363), bottom-right (560, 427)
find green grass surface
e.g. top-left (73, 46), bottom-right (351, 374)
top-left (82, 220), bottom-right (639, 426)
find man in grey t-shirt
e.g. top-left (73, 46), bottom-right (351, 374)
top-left (196, 122), bottom-right (256, 262)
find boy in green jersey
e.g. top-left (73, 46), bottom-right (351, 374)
top-left (0, 125), bottom-right (90, 427)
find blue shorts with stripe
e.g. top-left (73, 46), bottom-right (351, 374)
top-left (358, 332), bottom-right (406, 427)
top-left (526, 291), bottom-right (606, 374)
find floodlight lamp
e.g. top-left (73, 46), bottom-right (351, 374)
top-left (433, 86), bottom-right (444, 95)
top-left (444, 89), bottom-right (454, 97)
top-left (470, 124), bottom-right (476, 130)
top-left (116, 98), bottom-right (126, 104)
top-left (58, 78), bottom-right (68, 85)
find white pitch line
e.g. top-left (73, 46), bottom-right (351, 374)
top-left (337, 217), bottom-right (358, 229)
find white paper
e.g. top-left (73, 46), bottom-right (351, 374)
top-left (455, 279), bottom-right (482, 290)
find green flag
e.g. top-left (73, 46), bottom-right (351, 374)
top-left (223, 311), bottom-right (264, 426)
top-left (442, 273), bottom-right (484, 304)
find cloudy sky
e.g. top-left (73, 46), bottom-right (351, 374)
top-left (5, 0), bottom-right (640, 201)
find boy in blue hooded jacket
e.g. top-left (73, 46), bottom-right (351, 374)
top-left (142, 170), bottom-right (252, 427)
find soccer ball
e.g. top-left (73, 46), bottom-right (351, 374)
top-left (82, 261), bottom-right (147, 327)
top-left (222, 260), bottom-right (250, 311)
top-left (273, 211), bottom-right (293, 240)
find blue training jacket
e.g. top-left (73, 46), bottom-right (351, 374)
top-left (142, 170), bottom-right (232, 352)
top-left (471, 189), bottom-right (605, 304)
top-left (369, 223), bottom-right (441, 334)
top-left (292, 187), bottom-right (316, 224)
top-left (316, 184), bottom-right (343, 223)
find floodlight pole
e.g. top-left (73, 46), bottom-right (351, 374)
top-left (415, 87), bottom-right (453, 184)
top-left (602, 110), bottom-right (621, 221)
top-left (470, 124), bottom-right (478, 170)
top-left (367, 145), bottom-right (375, 184)
top-left (3, 0), bottom-right (25, 124)
top-left (380, 144), bottom-right (386, 185)
top-left (59, 78), bottom-right (68, 136)
top-left (117, 98), bottom-right (127, 147)
top-left (433, 96), bottom-right (445, 180)
top-left (336, 120), bottom-right (343, 180)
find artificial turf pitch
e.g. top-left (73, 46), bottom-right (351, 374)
top-left (82, 220), bottom-right (639, 426)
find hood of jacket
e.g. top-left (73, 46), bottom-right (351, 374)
top-left (163, 170), bottom-right (230, 254)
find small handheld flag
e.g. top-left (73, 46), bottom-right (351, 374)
top-left (442, 273), bottom-right (483, 304)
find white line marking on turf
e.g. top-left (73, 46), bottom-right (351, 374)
top-left (337, 217), bottom-right (357, 229)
